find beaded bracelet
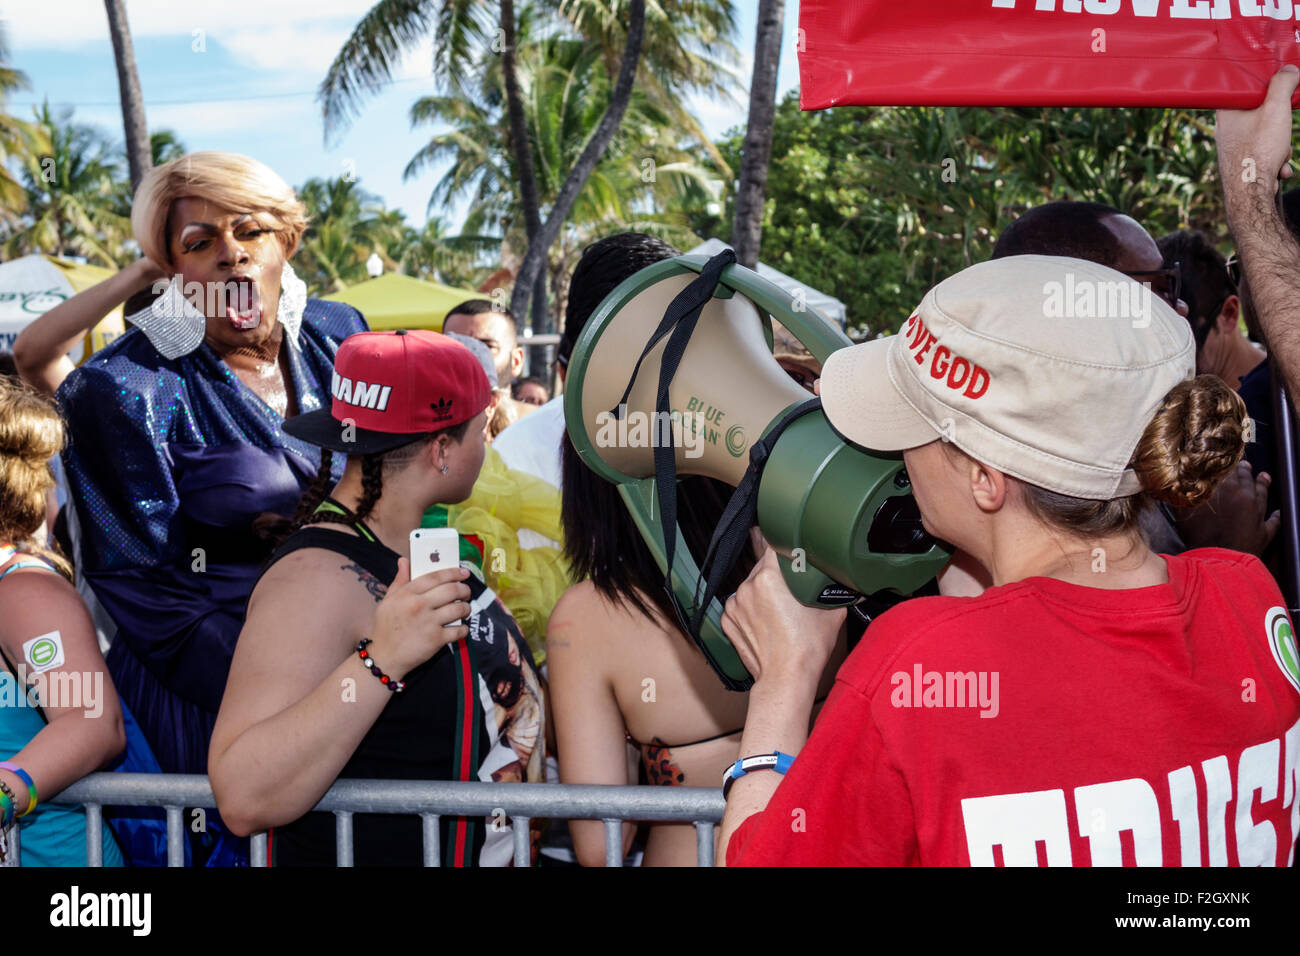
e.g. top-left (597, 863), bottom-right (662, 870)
top-left (356, 639), bottom-right (405, 693)
top-left (0, 763), bottom-right (36, 818)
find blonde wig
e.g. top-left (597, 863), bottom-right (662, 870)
top-left (131, 151), bottom-right (309, 267)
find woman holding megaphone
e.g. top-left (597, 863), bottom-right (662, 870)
top-left (719, 255), bottom-right (1300, 867)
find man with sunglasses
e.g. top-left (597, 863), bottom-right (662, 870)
top-left (990, 200), bottom-right (1189, 315)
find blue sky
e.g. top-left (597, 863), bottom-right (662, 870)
top-left (6, 1), bottom-right (803, 233)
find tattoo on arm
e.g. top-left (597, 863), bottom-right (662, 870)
top-left (341, 562), bottom-right (387, 602)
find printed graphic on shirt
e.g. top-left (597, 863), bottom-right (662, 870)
top-left (22, 630), bottom-right (64, 674)
top-left (1266, 606), bottom-right (1300, 696)
top-left (960, 715), bottom-right (1300, 866)
top-left (465, 572), bottom-right (546, 866)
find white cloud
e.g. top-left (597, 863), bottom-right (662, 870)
top-left (8, 1), bottom-right (442, 106)
top-left (146, 98), bottom-right (311, 136)
top-left (4, 0), bottom-right (377, 49)
top-left (222, 25), bottom-right (357, 77)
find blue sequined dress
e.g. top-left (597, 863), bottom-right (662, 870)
top-left (57, 300), bottom-right (366, 783)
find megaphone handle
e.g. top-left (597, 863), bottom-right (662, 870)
top-left (778, 553), bottom-right (862, 609)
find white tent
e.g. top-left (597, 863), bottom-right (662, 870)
top-left (687, 238), bottom-right (848, 328)
top-left (0, 255), bottom-right (124, 363)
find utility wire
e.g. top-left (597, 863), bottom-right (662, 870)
top-left (7, 74), bottom-right (433, 109)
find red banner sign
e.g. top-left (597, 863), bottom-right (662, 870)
top-left (799, 0), bottom-right (1300, 110)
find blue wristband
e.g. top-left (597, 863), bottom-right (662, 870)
top-left (722, 751), bottom-right (794, 799)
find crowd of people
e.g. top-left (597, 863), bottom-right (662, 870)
top-left (2, 70), bottom-right (1300, 867)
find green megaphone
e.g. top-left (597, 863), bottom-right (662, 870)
top-left (564, 253), bottom-right (951, 690)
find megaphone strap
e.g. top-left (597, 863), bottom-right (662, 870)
top-left (607, 249), bottom-right (736, 418)
top-left (689, 398), bottom-right (824, 638)
top-left (611, 250), bottom-right (821, 691)
top-left (610, 250), bottom-right (748, 687)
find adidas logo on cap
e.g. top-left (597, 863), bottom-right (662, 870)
top-left (430, 396), bottom-right (454, 422)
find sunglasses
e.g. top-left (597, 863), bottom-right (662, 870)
top-left (1120, 260), bottom-right (1181, 309)
top-left (1225, 254), bottom-right (1242, 291)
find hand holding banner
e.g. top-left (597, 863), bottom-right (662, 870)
top-left (799, 0), bottom-right (1300, 109)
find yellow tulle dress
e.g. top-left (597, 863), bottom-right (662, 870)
top-left (423, 447), bottom-right (570, 665)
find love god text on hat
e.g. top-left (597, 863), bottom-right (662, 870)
top-left (904, 314), bottom-right (991, 400)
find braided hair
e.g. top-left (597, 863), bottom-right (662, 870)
top-left (265, 450), bottom-right (385, 540)
top-left (255, 419), bottom-right (474, 548)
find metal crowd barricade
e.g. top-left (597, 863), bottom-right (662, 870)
top-left (5, 773), bottom-right (725, 868)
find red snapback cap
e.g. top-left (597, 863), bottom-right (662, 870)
top-left (283, 329), bottom-right (492, 454)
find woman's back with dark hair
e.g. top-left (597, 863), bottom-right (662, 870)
top-left (558, 232), bottom-right (756, 629)
top-left (550, 232), bottom-right (844, 866)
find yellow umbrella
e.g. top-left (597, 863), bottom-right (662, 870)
top-left (323, 272), bottom-right (481, 332)
top-left (0, 255), bottom-right (126, 365)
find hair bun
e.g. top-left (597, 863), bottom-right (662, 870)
top-left (1132, 375), bottom-right (1248, 509)
top-left (0, 380), bottom-right (66, 549)
top-left (0, 384), bottom-right (65, 462)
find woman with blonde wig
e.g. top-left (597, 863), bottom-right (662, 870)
top-left (53, 152), bottom-right (366, 864)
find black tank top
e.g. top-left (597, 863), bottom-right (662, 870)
top-left (257, 513), bottom-right (490, 867)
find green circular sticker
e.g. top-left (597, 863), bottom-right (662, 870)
top-left (725, 424), bottom-right (747, 458)
top-left (29, 638), bottom-right (56, 666)
top-left (1266, 607), bottom-right (1300, 695)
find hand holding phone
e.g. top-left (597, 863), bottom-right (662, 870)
top-left (410, 528), bottom-right (464, 626)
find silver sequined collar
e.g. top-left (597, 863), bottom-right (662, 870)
top-left (126, 263), bottom-right (308, 360)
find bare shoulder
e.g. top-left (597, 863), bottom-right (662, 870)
top-left (249, 544), bottom-right (390, 615)
top-left (242, 547), bottom-right (380, 656)
top-left (548, 580), bottom-right (664, 658)
top-left (0, 568), bottom-right (91, 637)
top-left (221, 544), bottom-right (379, 734)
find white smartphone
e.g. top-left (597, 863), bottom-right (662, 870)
top-left (410, 528), bottom-right (463, 627)
top-left (409, 528), bottom-right (461, 579)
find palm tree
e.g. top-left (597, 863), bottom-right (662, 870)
top-left (103, 0), bottom-right (151, 194)
top-left (405, 31), bottom-right (714, 323)
top-left (400, 216), bottom-right (500, 287)
top-left (507, 0), bottom-right (646, 324)
top-left (2, 102), bottom-right (130, 265)
top-left (150, 129), bottom-right (185, 166)
top-left (558, 0), bottom-right (739, 173)
top-left (731, 0), bottom-right (783, 269)
top-left (0, 24), bottom-right (49, 225)
top-left (318, 0), bottom-right (736, 331)
top-left (317, 0), bottom-right (549, 329)
top-left (293, 176), bottom-right (385, 293)
top-left (295, 218), bottom-right (372, 294)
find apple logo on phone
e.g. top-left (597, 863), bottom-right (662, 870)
top-left (431, 550), bottom-right (440, 563)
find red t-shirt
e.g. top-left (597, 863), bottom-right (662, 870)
top-left (727, 548), bottom-right (1300, 866)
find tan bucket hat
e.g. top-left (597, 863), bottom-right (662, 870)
top-left (819, 255), bottom-right (1195, 500)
